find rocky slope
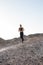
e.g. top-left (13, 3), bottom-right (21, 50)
top-left (0, 34), bottom-right (43, 65)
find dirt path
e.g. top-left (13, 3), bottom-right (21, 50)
top-left (0, 41), bottom-right (33, 52)
top-left (0, 43), bottom-right (23, 52)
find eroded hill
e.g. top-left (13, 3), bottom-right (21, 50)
top-left (0, 34), bottom-right (43, 65)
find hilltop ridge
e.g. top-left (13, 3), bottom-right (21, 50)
top-left (0, 33), bottom-right (43, 48)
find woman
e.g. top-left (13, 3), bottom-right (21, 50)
top-left (18, 24), bottom-right (24, 43)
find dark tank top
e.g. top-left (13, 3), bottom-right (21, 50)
top-left (19, 28), bottom-right (23, 31)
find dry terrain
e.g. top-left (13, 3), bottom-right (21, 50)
top-left (0, 34), bottom-right (43, 65)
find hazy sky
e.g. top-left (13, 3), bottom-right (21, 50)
top-left (0, 0), bottom-right (43, 39)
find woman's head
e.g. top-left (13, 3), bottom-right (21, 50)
top-left (20, 24), bottom-right (22, 27)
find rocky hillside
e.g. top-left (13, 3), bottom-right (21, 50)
top-left (0, 33), bottom-right (43, 65)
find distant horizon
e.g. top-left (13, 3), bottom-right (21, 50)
top-left (0, 0), bottom-right (43, 39)
top-left (0, 33), bottom-right (43, 40)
